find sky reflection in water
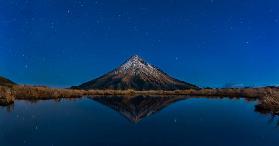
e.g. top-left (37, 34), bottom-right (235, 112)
top-left (0, 96), bottom-right (279, 146)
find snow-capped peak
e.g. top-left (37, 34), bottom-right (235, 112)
top-left (116, 55), bottom-right (157, 75)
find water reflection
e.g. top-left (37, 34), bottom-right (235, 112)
top-left (90, 95), bottom-right (279, 125)
top-left (1, 96), bottom-right (279, 146)
top-left (91, 96), bottom-right (186, 123)
top-left (0, 103), bottom-right (14, 112)
top-left (1, 96), bottom-right (279, 125)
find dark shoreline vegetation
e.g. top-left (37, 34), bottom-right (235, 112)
top-left (0, 85), bottom-right (279, 115)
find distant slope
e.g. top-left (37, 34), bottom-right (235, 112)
top-left (0, 76), bottom-right (16, 86)
top-left (73, 55), bottom-right (199, 90)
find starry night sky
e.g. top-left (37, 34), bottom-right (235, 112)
top-left (0, 0), bottom-right (279, 88)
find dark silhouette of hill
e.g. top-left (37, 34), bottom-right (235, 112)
top-left (0, 76), bottom-right (16, 86)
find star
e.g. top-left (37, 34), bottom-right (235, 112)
top-left (243, 41), bottom-right (249, 47)
top-left (66, 9), bottom-right (71, 14)
top-left (50, 22), bottom-right (55, 29)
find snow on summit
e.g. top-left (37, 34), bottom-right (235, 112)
top-left (117, 55), bottom-right (159, 76)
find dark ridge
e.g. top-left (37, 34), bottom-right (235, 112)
top-left (0, 76), bottom-right (16, 86)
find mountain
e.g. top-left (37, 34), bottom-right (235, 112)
top-left (73, 55), bottom-right (199, 90)
top-left (0, 76), bottom-right (16, 86)
top-left (92, 96), bottom-right (185, 123)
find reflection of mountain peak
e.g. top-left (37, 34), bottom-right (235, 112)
top-left (91, 96), bottom-right (185, 123)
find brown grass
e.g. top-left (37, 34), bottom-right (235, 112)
top-left (1, 85), bottom-right (277, 100)
top-left (11, 85), bottom-right (87, 100)
top-left (85, 87), bottom-right (271, 98)
top-left (0, 86), bottom-right (15, 105)
top-left (1, 85), bottom-right (279, 115)
top-left (255, 88), bottom-right (279, 115)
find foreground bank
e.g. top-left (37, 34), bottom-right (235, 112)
top-left (0, 85), bottom-right (279, 114)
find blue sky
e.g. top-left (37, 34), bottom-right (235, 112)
top-left (0, 0), bottom-right (279, 87)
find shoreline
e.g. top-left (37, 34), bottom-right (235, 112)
top-left (0, 85), bottom-right (279, 114)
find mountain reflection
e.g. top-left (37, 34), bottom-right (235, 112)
top-left (91, 96), bottom-right (186, 123)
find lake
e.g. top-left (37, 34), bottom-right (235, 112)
top-left (0, 96), bottom-right (278, 146)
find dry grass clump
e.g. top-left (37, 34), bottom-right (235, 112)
top-left (12, 85), bottom-right (87, 100)
top-left (0, 86), bottom-right (15, 105)
top-left (255, 88), bottom-right (279, 115)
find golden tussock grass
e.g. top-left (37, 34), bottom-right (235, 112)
top-left (1, 85), bottom-right (279, 115)
top-left (255, 88), bottom-right (279, 115)
top-left (11, 85), bottom-right (87, 100)
top-left (0, 86), bottom-right (15, 105)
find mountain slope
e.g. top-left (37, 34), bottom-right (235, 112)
top-left (73, 55), bottom-right (199, 90)
top-left (0, 76), bottom-right (16, 86)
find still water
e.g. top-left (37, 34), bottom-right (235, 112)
top-left (0, 96), bottom-right (278, 146)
